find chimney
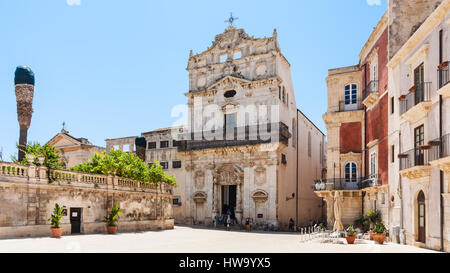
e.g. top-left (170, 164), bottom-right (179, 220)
top-left (388, 0), bottom-right (442, 60)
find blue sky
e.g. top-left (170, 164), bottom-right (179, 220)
top-left (0, 0), bottom-right (386, 159)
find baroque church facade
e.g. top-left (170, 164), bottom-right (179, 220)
top-left (104, 26), bottom-right (326, 230)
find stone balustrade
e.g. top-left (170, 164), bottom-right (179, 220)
top-left (0, 162), bottom-right (29, 177)
top-left (0, 161), bottom-right (172, 193)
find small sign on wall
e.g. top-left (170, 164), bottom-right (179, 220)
top-left (62, 207), bottom-right (67, 216)
top-left (257, 214), bottom-right (263, 218)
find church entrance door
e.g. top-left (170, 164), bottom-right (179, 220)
top-left (221, 185), bottom-right (237, 219)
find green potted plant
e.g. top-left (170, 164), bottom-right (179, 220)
top-left (372, 222), bottom-right (388, 244)
top-left (105, 204), bottom-right (122, 234)
top-left (365, 209), bottom-right (381, 240)
top-left (345, 224), bottom-right (357, 244)
top-left (49, 203), bottom-right (64, 238)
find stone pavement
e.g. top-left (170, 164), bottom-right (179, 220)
top-left (0, 226), bottom-right (439, 253)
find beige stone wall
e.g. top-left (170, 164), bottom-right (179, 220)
top-left (388, 0), bottom-right (442, 60)
top-left (0, 163), bottom-right (174, 238)
top-left (387, 1), bottom-right (450, 251)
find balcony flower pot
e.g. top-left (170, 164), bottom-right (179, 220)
top-left (26, 154), bottom-right (35, 164)
top-left (373, 233), bottom-right (386, 244)
top-left (369, 231), bottom-right (374, 240)
top-left (371, 222), bottom-right (388, 244)
top-left (438, 61), bottom-right (449, 70)
top-left (345, 224), bottom-right (357, 244)
top-left (51, 228), bottom-right (63, 238)
top-left (37, 156), bottom-right (45, 165)
top-left (346, 235), bottom-right (356, 244)
top-left (106, 225), bottom-right (117, 234)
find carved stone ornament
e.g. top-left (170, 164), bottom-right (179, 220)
top-left (213, 164), bottom-right (244, 185)
top-left (251, 190), bottom-right (268, 203)
top-left (194, 170), bottom-right (205, 189)
top-left (193, 191), bottom-right (207, 203)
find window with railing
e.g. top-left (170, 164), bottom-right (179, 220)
top-left (399, 82), bottom-right (431, 115)
top-left (438, 61), bottom-right (449, 89)
top-left (362, 80), bottom-right (378, 101)
top-left (429, 133), bottom-right (450, 162)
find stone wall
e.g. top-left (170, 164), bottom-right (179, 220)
top-left (0, 162), bottom-right (174, 239)
top-left (388, 0), bottom-right (442, 60)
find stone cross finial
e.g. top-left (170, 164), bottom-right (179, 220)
top-left (224, 12), bottom-right (238, 26)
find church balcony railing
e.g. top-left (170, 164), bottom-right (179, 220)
top-left (334, 99), bottom-right (363, 113)
top-left (312, 177), bottom-right (379, 191)
top-left (362, 80), bottom-right (379, 101)
top-left (399, 82), bottom-right (432, 116)
top-left (177, 122), bottom-right (291, 151)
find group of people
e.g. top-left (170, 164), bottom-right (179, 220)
top-left (213, 208), bottom-right (234, 231)
top-left (212, 208), bottom-right (254, 232)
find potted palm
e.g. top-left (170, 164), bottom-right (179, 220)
top-left (49, 203), bottom-right (64, 238)
top-left (105, 204), bottom-right (122, 234)
top-left (345, 224), bottom-right (357, 244)
top-left (372, 222), bottom-right (388, 244)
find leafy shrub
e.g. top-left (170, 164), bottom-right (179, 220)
top-left (15, 142), bottom-right (65, 170)
top-left (346, 224), bottom-right (357, 236)
top-left (105, 204), bottom-right (122, 227)
top-left (372, 222), bottom-right (388, 234)
top-left (71, 150), bottom-right (177, 186)
top-left (353, 214), bottom-right (370, 233)
top-left (49, 203), bottom-right (64, 229)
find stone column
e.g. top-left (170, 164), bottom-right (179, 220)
top-left (235, 183), bottom-right (242, 224)
top-left (324, 194), bottom-right (335, 228)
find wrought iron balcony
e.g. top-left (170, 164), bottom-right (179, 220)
top-left (399, 147), bottom-right (430, 171)
top-left (335, 99), bottom-right (363, 112)
top-left (177, 122), bottom-right (291, 151)
top-left (429, 133), bottom-right (450, 162)
top-left (399, 82), bottom-right (432, 115)
top-left (312, 176), bottom-right (381, 191)
top-left (362, 80), bottom-right (378, 101)
top-left (438, 62), bottom-right (449, 89)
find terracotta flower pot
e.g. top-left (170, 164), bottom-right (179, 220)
top-left (369, 231), bottom-right (374, 240)
top-left (346, 236), bottom-right (356, 244)
top-left (107, 225), bottom-right (117, 234)
top-left (51, 228), bottom-right (63, 238)
top-left (373, 233), bottom-right (386, 244)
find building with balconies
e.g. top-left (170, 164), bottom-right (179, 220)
top-left (387, 0), bottom-right (450, 251)
top-left (316, 11), bottom-right (390, 229)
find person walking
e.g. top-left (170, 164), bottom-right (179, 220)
top-left (226, 215), bottom-right (231, 231)
top-left (289, 218), bottom-right (295, 231)
top-left (213, 216), bottom-right (217, 229)
top-left (245, 218), bottom-right (251, 232)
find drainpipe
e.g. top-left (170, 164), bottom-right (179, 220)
top-left (399, 131), bottom-right (405, 244)
top-left (362, 63), bottom-right (368, 216)
top-left (439, 93), bottom-right (444, 251)
top-left (296, 113), bottom-right (299, 228)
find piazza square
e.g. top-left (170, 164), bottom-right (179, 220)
top-left (0, 1), bottom-right (450, 262)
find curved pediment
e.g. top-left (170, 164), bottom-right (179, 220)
top-left (252, 190), bottom-right (269, 203)
top-left (193, 191), bottom-right (207, 203)
top-left (213, 163), bottom-right (244, 185)
top-left (207, 75), bottom-right (250, 91)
